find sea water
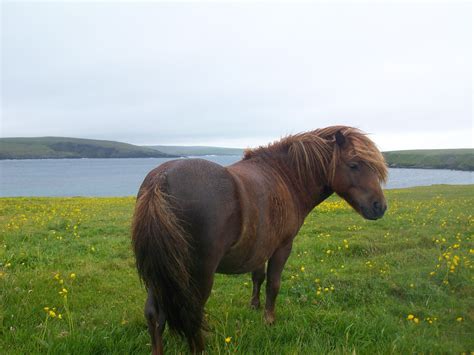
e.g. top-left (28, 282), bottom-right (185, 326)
top-left (0, 157), bottom-right (472, 197)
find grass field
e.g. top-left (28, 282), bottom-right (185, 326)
top-left (1, 185), bottom-right (473, 354)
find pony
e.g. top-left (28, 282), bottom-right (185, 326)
top-left (132, 126), bottom-right (388, 354)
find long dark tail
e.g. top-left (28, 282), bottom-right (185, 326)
top-left (132, 182), bottom-right (203, 347)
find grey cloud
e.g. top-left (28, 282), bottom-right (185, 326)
top-left (1, 2), bottom-right (472, 149)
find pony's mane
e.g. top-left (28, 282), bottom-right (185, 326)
top-left (244, 126), bottom-right (388, 184)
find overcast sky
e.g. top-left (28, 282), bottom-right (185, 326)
top-left (1, 1), bottom-right (472, 151)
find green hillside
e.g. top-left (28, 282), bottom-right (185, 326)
top-left (384, 149), bottom-right (473, 171)
top-left (146, 145), bottom-right (244, 156)
top-left (0, 137), bottom-right (175, 159)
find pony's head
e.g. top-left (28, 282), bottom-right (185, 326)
top-left (245, 125), bottom-right (388, 220)
top-left (328, 128), bottom-right (388, 220)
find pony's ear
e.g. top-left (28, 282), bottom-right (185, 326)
top-left (335, 130), bottom-right (346, 147)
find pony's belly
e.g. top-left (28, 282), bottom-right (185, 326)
top-left (215, 237), bottom-right (276, 274)
top-left (216, 256), bottom-right (266, 275)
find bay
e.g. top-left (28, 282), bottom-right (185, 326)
top-left (0, 157), bottom-right (472, 197)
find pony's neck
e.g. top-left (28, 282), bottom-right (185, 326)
top-left (262, 149), bottom-right (334, 219)
top-left (293, 170), bottom-right (334, 217)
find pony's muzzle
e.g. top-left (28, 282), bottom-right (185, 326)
top-left (372, 200), bottom-right (387, 219)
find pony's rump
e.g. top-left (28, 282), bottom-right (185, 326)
top-left (131, 178), bottom-right (203, 342)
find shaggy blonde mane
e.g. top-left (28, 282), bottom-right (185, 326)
top-left (244, 126), bottom-right (388, 185)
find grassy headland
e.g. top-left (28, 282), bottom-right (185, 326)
top-left (0, 137), bottom-right (174, 159)
top-left (384, 149), bottom-right (474, 171)
top-left (1, 185), bottom-right (473, 354)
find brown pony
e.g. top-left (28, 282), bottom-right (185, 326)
top-left (132, 126), bottom-right (388, 354)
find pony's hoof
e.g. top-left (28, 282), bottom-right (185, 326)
top-left (250, 300), bottom-right (260, 310)
top-left (264, 311), bottom-right (275, 325)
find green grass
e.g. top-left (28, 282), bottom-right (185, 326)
top-left (384, 149), bottom-right (474, 171)
top-left (1, 185), bottom-right (473, 354)
top-left (0, 137), bottom-right (173, 159)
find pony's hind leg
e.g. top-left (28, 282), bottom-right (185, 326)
top-left (145, 290), bottom-right (166, 355)
top-left (186, 261), bottom-right (219, 354)
top-left (188, 332), bottom-right (204, 355)
top-left (250, 264), bottom-right (266, 309)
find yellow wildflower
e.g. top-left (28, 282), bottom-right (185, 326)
top-left (49, 310), bottom-right (56, 318)
top-left (456, 317), bottom-right (463, 322)
top-left (70, 273), bottom-right (76, 279)
top-left (407, 314), bottom-right (414, 320)
top-left (225, 336), bottom-right (232, 344)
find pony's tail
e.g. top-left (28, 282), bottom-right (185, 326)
top-left (131, 182), bottom-right (203, 347)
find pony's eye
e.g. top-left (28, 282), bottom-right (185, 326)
top-left (349, 162), bottom-right (359, 170)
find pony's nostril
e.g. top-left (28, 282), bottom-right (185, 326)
top-left (373, 201), bottom-right (386, 216)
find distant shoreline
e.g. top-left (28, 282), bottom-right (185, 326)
top-left (0, 155), bottom-right (242, 161)
top-left (1, 156), bottom-right (473, 172)
top-left (1, 137), bottom-right (472, 171)
top-left (386, 165), bottom-right (473, 172)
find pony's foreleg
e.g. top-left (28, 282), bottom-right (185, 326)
top-left (250, 265), bottom-right (266, 309)
top-left (264, 241), bottom-right (293, 325)
top-left (145, 290), bottom-right (166, 355)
